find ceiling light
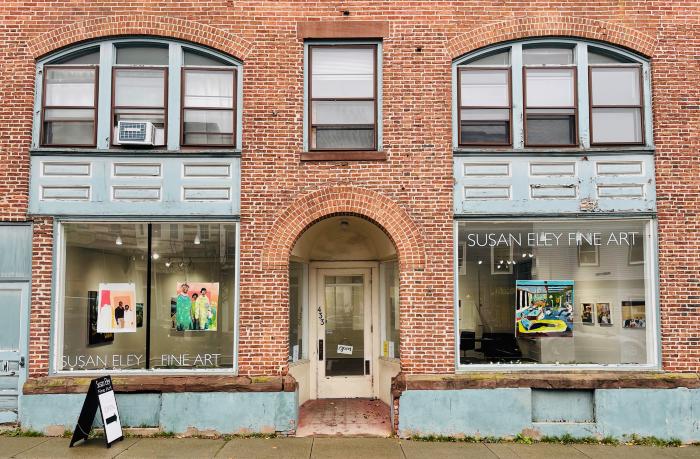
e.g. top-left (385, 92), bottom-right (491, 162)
top-left (165, 261), bottom-right (171, 267)
top-left (115, 236), bottom-right (123, 246)
top-left (152, 253), bottom-right (160, 260)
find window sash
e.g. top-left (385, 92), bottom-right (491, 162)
top-left (523, 66), bottom-right (578, 147)
top-left (40, 66), bottom-right (98, 147)
top-left (458, 67), bottom-right (512, 146)
top-left (181, 67), bottom-right (237, 147)
top-left (308, 45), bottom-right (378, 151)
top-left (589, 65), bottom-right (645, 146)
top-left (111, 67), bottom-right (168, 147)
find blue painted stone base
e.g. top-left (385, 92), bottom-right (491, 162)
top-left (398, 388), bottom-right (700, 442)
top-left (20, 391), bottom-right (298, 435)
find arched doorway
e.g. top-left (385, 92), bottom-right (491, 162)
top-left (287, 215), bottom-right (401, 404)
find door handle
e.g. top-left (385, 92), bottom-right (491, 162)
top-left (318, 339), bottom-right (324, 361)
top-left (19, 357), bottom-right (25, 368)
top-left (365, 359), bottom-right (370, 375)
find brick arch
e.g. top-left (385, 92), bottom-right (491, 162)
top-left (447, 16), bottom-right (657, 60)
top-left (27, 15), bottom-right (253, 60)
top-left (261, 186), bottom-right (426, 271)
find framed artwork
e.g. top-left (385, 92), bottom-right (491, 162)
top-left (87, 290), bottom-right (114, 346)
top-left (578, 241), bottom-right (599, 267)
top-left (491, 244), bottom-right (513, 275)
top-left (596, 302), bottom-right (613, 326)
top-left (581, 303), bottom-right (594, 325)
top-left (622, 300), bottom-right (646, 328)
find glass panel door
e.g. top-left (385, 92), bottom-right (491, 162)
top-left (316, 268), bottom-right (373, 399)
top-left (324, 275), bottom-right (365, 376)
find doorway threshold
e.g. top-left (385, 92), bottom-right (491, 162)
top-left (296, 398), bottom-right (391, 437)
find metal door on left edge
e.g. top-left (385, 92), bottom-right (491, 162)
top-left (0, 283), bottom-right (29, 424)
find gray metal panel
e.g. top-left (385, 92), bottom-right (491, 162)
top-left (29, 155), bottom-right (241, 216)
top-left (454, 154), bottom-right (656, 215)
top-left (0, 226), bottom-right (31, 279)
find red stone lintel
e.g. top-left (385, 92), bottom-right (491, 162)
top-left (297, 21), bottom-right (390, 39)
top-left (23, 375), bottom-right (297, 395)
top-left (391, 372), bottom-right (700, 397)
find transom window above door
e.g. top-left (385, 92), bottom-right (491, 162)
top-left (454, 39), bottom-right (651, 149)
top-left (34, 39), bottom-right (241, 151)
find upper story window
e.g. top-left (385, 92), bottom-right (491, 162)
top-left (455, 39), bottom-right (650, 149)
top-left (35, 39), bottom-right (241, 151)
top-left (306, 43), bottom-right (380, 152)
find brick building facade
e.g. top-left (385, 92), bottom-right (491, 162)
top-left (0, 0), bottom-right (698, 439)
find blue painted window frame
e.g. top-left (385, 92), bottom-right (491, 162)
top-left (303, 40), bottom-right (383, 152)
top-left (452, 38), bottom-right (653, 151)
top-left (33, 38), bottom-right (243, 152)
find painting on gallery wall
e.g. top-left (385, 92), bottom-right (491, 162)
top-left (515, 280), bottom-right (574, 337)
top-left (172, 282), bottom-right (219, 332)
top-left (97, 283), bottom-right (137, 334)
top-left (622, 300), bottom-right (645, 329)
top-left (596, 302), bottom-right (613, 326)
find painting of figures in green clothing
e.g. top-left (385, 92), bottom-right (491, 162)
top-left (172, 282), bottom-right (219, 332)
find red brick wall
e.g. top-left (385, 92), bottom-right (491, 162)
top-left (1, 1), bottom-right (697, 377)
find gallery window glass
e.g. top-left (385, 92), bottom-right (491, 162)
top-left (308, 45), bottom-right (377, 151)
top-left (58, 221), bottom-right (237, 372)
top-left (456, 219), bottom-right (655, 367)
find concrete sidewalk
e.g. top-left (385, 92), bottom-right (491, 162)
top-left (1, 436), bottom-right (699, 459)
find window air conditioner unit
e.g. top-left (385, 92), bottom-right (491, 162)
top-left (117, 121), bottom-right (156, 145)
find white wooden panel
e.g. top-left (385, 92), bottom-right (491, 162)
top-left (112, 186), bottom-right (161, 201)
top-left (41, 186), bottom-right (90, 200)
top-left (113, 163), bottom-right (162, 177)
top-left (596, 161), bottom-right (643, 176)
top-left (464, 186), bottom-right (510, 200)
top-left (531, 185), bottom-right (577, 199)
top-left (464, 163), bottom-right (510, 177)
top-left (183, 187), bottom-right (231, 201)
top-left (42, 162), bottom-right (90, 176)
top-left (530, 162), bottom-right (576, 176)
top-left (183, 163), bottom-right (231, 177)
top-left (598, 184), bottom-right (644, 198)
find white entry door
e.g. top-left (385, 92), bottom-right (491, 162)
top-left (316, 269), bottom-right (373, 398)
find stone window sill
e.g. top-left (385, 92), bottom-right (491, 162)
top-left (301, 151), bottom-right (386, 161)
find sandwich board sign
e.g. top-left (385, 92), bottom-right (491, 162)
top-left (69, 376), bottom-right (124, 448)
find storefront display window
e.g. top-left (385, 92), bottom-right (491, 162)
top-left (58, 221), bottom-right (237, 371)
top-left (456, 219), bottom-right (655, 367)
